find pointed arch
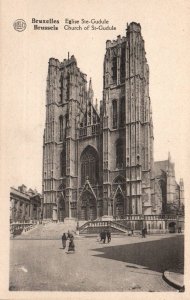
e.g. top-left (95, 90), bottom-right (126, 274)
top-left (80, 145), bottom-right (99, 186)
top-left (113, 175), bottom-right (126, 184)
top-left (79, 189), bottom-right (97, 221)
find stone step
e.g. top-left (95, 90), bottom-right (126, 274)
top-left (12, 222), bottom-right (77, 240)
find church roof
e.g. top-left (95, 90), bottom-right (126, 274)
top-left (154, 160), bottom-right (168, 176)
top-left (154, 160), bottom-right (175, 177)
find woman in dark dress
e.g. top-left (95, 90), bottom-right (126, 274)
top-left (62, 233), bottom-right (67, 249)
top-left (68, 234), bottom-right (75, 252)
top-left (107, 229), bottom-right (111, 243)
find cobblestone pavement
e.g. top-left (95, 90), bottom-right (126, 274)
top-left (9, 234), bottom-right (183, 292)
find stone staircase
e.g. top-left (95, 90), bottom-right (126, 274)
top-left (12, 219), bottom-right (134, 239)
top-left (79, 220), bottom-right (129, 234)
top-left (12, 221), bottom-right (77, 240)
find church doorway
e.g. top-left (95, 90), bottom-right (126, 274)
top-left (115, 194), bottom-right (124, 219)
top-left (80, 191), bottom-right (97, 221)
top-left (168, 221), bottom-right (176, 233)
top-left (58, 197), bottom-right (66, 222)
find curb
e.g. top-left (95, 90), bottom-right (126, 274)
top-left (163, 271), bottom-right (184, 292)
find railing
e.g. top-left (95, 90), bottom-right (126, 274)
top-left (123, 214), bottom-right (180, 221)
top-left (111, 221), bottom-right (129, 232)
top-left (79, 124), bottom-right (100, 138)
top-left (79, 220), bottom-right (129, 233)
top-left (79, 127), bottom-right (87, 137)
top-left (10, 222), bottom-right (37, 237)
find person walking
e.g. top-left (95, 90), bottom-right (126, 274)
top-left (102, 230), bottom-right (107, 244)
top-left (62, 232), bottom-right (67, 249)
top-left (67, 233), bottom-right (75, 253)
top-left (107, 229), bottom-right (111, 243)
top-left (142, 227), bottom-right (146, 238)
top-left (100, 230), bottom-right (104, 242)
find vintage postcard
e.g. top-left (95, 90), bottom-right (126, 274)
top-left (0, 0), bottom-right (189, 299)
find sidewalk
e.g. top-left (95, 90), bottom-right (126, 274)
top-left (163, 271), bottom-right (184, 291)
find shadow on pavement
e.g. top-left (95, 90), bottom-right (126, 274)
top-left (92, 235), bottom-right (184, 274)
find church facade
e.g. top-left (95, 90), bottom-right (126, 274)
top-left (42, 22), bottom-right (184, 221)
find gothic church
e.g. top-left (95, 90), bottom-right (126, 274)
top-left (42, 22), bottom-right (184, 221)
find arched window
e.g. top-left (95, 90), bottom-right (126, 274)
top-left (112, 56), bottom-right (117, 83)
top-left (113, 175), bottom-right (125, 184)
top-left (66, 73), bottom-right (70, 101)
top-left (59, 74), bottom-right (63, 103)
top-left (120, 46), bottom-right (126, 83)
top-left (116, 139), bottom-right (124, 168)
top-left (59, 116), bottom-right (63, 141)
top-left (60, 149), bottom-right (66, 177)
top-left (81, 146), bottom-right (99, 186)
top-left (120, 97), bottom-right (125, 126)
top-left (112, 100), bottom-right (117, 129)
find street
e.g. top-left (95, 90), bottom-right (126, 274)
top-left (9, 233), bottom-right (183, 291)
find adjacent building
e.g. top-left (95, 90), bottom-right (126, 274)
top-left (10, 184), bottom-right (42, 223)
top-left (154, 153), bottom-right (184, 215)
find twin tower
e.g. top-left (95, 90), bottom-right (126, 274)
top-left (42, 22), bottom-right (156, 221)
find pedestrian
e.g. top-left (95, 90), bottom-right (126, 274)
top-left (107, 229), bottom-right (111, 243)
top-left (67, 234), bottom-right (75, 253)
top-left (62, 232), bottom-right (67, 249)
top-left (102, 230), bottom-right (107, 243)
top-left (68, 230), bottom-right (72, 238)
top-left (178, 226), bottom-right (181, 233)
top-left (142, 228), bottom-right (146, 238)
top-left (100, 230), bottom-right (104, 242)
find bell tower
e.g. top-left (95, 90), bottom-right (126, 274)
top-left (42, 56), bottom-right (88, 220)
top-left (102, 22), bottom-right (154, 217)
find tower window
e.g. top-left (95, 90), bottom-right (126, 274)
top-left (60, 149), bottom-right (66, 177)
top-left (116, 139), bottom-right (124, 168)
top-left (120, 97), bottom-right (125, 126)
top-left (120, 46), bottom-right (126, 83)
top-left (66, 73), bottom-right (70, 101)
top-left (112, 56), bottom-right (117, 83)
top-left (59, 116), bottom-right (63, 141)
top-left (112, 100), bottom-right (117, 129)
top-left (59, 74), bottom-right (63, 103)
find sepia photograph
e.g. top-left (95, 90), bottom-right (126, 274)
top-left (0, 0), bottom-right (189, 298)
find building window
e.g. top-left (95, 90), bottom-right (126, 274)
top-left (112, 56), bottom-right (117, 83)
top-left (112, 100), bottom-right (117, 129)
top-left (120, 46), bottom-right (126, 83)
top-left (59, 74), bottom-right (63, 103)
top-left (59, 116), bottom-right (63, 141)
top-left (81, 146), bottom-right (99, 186)
top-left (116, 139), bottom-right (124, 168)
top-left (120, 97), bottom-right (125, 126)
top-left (60, 149), bottom-right (66, 177)
top-left (66, 73), bottom-right (70, 101)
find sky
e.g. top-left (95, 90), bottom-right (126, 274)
top-left (1, 0), bottom-right (190, 202)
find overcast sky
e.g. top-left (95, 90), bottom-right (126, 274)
top-left (1, 0), bottom-right (190, 202)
